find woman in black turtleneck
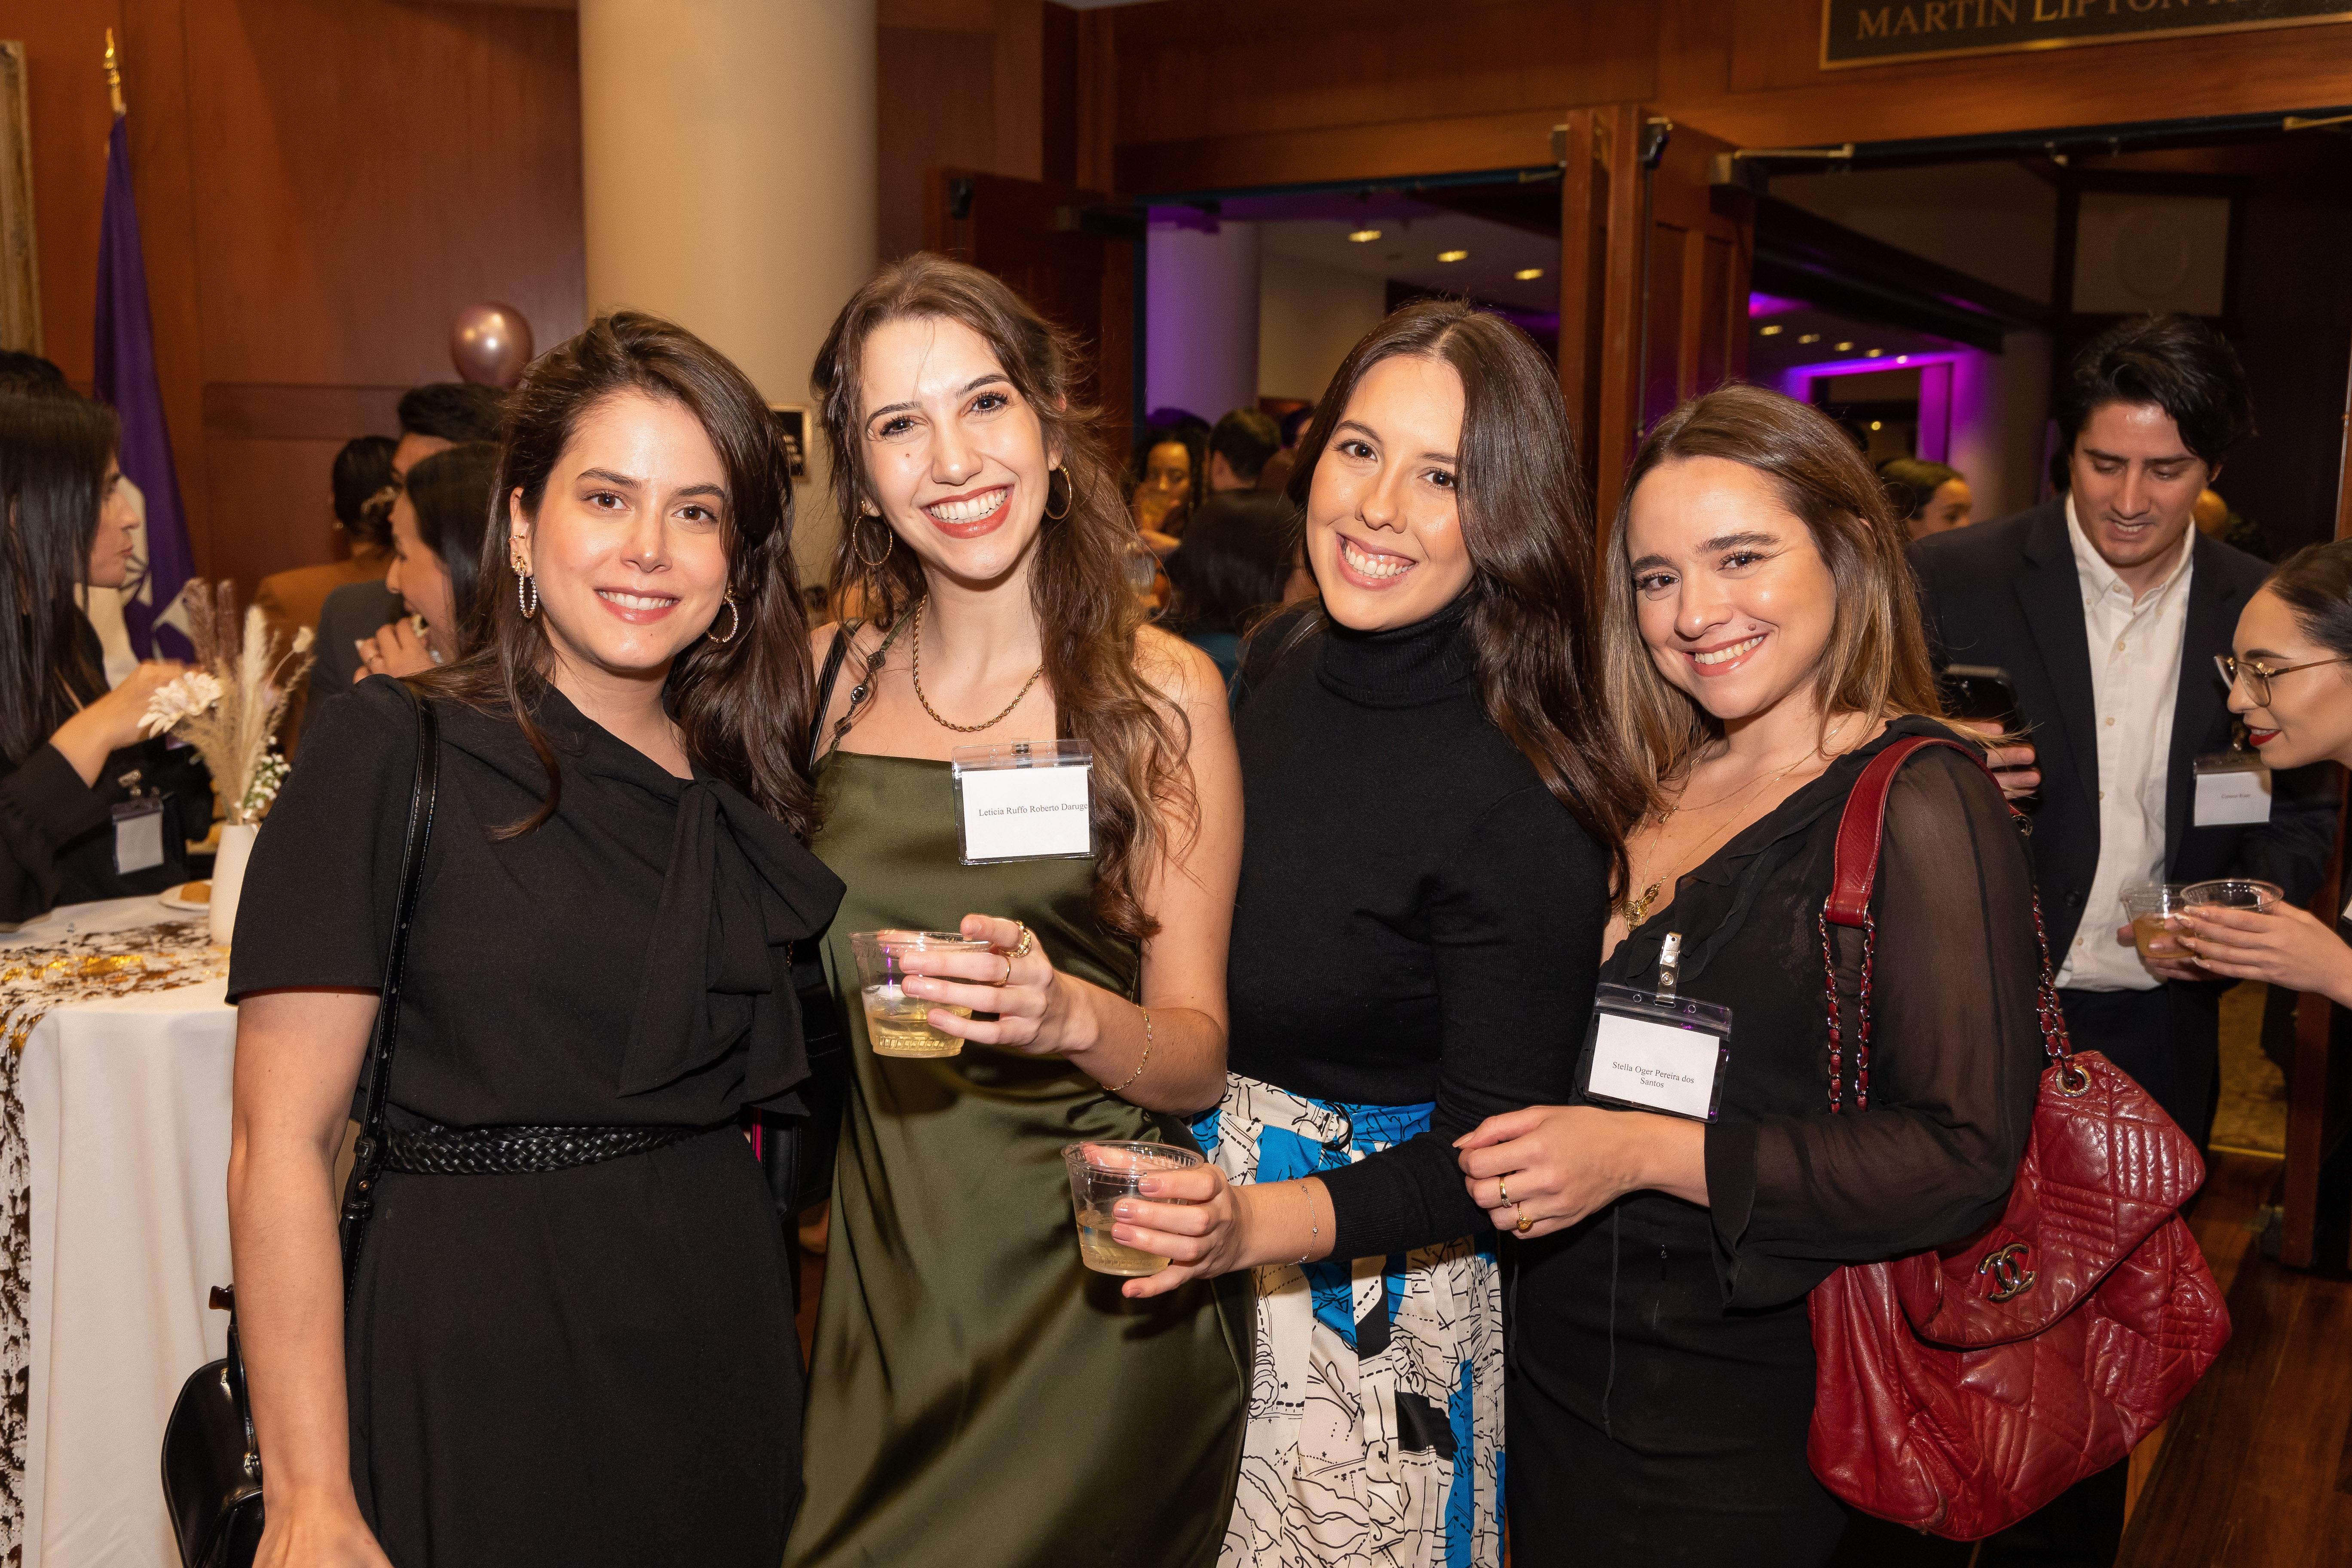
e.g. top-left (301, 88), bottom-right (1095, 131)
top-left (1113, 301), bottom-right (1641, 1568)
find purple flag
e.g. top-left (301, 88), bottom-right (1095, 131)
top-left (94, 115), bottom-right (194, 659)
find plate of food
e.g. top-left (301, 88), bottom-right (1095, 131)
top-left (159, 881), bottom-right (211, 913)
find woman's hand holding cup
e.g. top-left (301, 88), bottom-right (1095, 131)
top-left (894, 912), bottom-right (1079, 1055)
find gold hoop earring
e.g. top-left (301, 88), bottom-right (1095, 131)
top-left (709, 591), bottom-right (744, 644)
top-left (854, 513), bottom-right (894, 568)
top-left (515, 568), bottom-right (538, 619)
top-left (1044, 463), bottom-right (1073, 522)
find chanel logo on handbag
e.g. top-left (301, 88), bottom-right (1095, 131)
top-left (1979, 1243), bottom-right (2037, 1303)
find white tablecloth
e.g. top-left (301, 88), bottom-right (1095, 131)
top-left (2, 899), bottom-right (236, 1568)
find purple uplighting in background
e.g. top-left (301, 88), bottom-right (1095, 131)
top-left (1747, 292), bottom-right (1811, 318)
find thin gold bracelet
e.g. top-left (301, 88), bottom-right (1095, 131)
top-left (1295, 1185), bottom-right (1320, 1266)
top-left (1104, 1003), bottom-right (1151, 1095)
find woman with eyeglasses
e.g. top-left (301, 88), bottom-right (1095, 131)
top-left (2173, 540), bottom-right (2352, 997)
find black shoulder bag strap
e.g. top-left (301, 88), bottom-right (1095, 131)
top-left (337, 685), bottom-right (441, 1296)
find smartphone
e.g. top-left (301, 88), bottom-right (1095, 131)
top-left (1938, 664), bottom-right (2038, 808)
top-left (1938, 664), bottom-right (2021, 730)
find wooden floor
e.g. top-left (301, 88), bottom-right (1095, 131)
top-left (2117, 1150), bottom-right (2352, 1567)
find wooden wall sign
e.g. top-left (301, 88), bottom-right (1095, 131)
top-left (1822, 0), bottom-right (2352, 69)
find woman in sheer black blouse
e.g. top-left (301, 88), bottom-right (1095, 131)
top-left (1456, 386), bottom-right (2045, 1565)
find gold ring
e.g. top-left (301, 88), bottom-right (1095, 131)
top-left (1000, 953), bottom-right (1014, 986)
top-left (1497, 1176), bottom-right (1510, 1207)
top-left (1011, 922), bottom-right (1035, 960)
top-left (1515, 1207), bottom-right (1535, 1235)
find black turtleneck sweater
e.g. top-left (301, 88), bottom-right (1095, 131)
top-left (1226, 600), bottom-right (1610, 1259)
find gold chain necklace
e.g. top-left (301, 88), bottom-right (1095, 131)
top-left (910, 595), bottom-right (1046, 734)
top-left (1618, 721), bottom-right (1853, 928)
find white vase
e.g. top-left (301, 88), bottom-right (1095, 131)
top-left (209, 823), bottom-right (258, 947)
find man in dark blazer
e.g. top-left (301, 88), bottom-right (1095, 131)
top-left (1913, 312), bottom-right (2334, 1567)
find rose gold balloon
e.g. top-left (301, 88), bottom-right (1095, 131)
top-left (449, 303), bottom-right (534, 388)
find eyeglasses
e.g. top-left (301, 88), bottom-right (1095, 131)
top-left (2214, 652), bottom-right (2352, 707)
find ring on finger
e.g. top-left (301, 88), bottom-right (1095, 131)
top-left (1011, 922), bottom-right (1035, 960)
top-left (999, 952), bottom-right (1014, 986)
top-left (1515, 1206), bottom-right (1535, 1235)
top-left (1498, 1176), bottom-right (1510, 1207)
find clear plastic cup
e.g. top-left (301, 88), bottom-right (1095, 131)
top-left (848, 930), bottom-right (992, 1058)
top-left (2182, 878), bottom-right (2284, 916)
top-left (1060, 1140), bottom-right (1203, 1277)
top-left (2121, 882), bottom-right (2190, 962)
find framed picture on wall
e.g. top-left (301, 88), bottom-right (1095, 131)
top-left (770, 404), bottom-right (810, 479)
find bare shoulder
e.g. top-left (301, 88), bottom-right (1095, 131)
top-left (1134, 622), bottom-right (1224, 714)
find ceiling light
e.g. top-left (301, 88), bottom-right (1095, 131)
top-left (1758, 324), bottom-right (1784, 337)
top-left (1348, 228), bottom-right (1381, 243)
top-left (1514, 267), bottom-right (1544, 281)
top-left (1437, 249), bottom-right (1469, 263)
top-left (1835, 341), bottom-right (1854, 351)
top-left (1896, 355), bottom-right (1909, 364)
top-left (1799, 333), bottom-right (1821, 344)
top-left (1869, 420), bottom-right (1883, 432)
top-left (1865, 348), bottom-right (1885, 358)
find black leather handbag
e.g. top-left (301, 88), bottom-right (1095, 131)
top-left (751, 625), bottom-right (858, 1222)
top-left (161, 687), bottom-right (439, 1568)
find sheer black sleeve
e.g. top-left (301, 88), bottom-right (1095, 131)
top-left (1319, 784), bottom-right (1609, 1258)
top-left (1705, 748), bottom-right (2045, 1308)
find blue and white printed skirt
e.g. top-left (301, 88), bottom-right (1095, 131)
top-left (1192, 1074), bottom-right (1503, 1568)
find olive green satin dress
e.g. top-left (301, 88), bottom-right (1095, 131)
top-left (787, 752), bottom-right (1250, 1568)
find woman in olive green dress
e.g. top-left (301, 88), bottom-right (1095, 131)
top-left (784, 256), bottom-right (1250, 1568)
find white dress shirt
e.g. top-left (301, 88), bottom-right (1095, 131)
top-left (2057, 496), bottom-right (2195, 991)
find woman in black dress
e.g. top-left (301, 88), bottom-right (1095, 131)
top-left (0, 388), bottom-right (210, 922)
top-left (1458, 386), bottom-right (2045, 1564)
top-left (227, 313), bottom-right (842, 1568)
top-left (1115, 300), bottom-right (1642, 1567)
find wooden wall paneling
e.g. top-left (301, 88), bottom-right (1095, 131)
top-left (177, 0), bottom-right (583, 593)
top-left (1071, 6), bottom-right (1115, 193)
top-left (1592, 103), bottom-right (1647, 530)
top-left (1554, 108), bottom-right (1608, 489)
top-left (1112, 0), bottom-right (1657, 154)
top-left (0, 41), bottom-right (40, 353)
top-left (1041, 2), bottom-right (1075, 187)
top-left (1118, 110), bottom-right (1569, 199)
top-left (117, 0), bottom-right (210, 581)
top-left (18, 0), bottom-right (126, 386)
top-left (882, 24), bottom-right (998, 260)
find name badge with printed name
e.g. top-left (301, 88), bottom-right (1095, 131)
top-left (112, 796), bottom-right (165, 875)
top-left (2193, 751), bottom-right (2271, 828)
top-left (1576, 980), bottom-right (1732, 1122)
top-left (952, 740), bottom-right (1093, 865)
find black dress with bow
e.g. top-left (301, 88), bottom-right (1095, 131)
top-left (228, 677), bottom-right (845, 1567)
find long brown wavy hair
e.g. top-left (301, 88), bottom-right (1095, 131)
top-left (426, 311), bottom-right (818, 839)
top-left (1599, 383), bottom-right (1948, 804)
top-left (812, 254), bottom-right (1188, 941)
top-left (1277, 298), bottom-right (1645, 893)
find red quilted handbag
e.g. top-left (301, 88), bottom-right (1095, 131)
top-left (1804, 735), bottom-right (2232, 1540)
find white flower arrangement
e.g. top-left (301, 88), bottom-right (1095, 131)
top-left (138, 587), bottom-right (318, 825)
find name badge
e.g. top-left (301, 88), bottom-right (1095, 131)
top-left (112, 796), bottom-right (165, 875)
top-left (951, 740), bottom-right (1093, 865)
top-left (2193, 752), bottom-right (2271, 827)
top-left (1575, 982), bottom-right (1732, 1122)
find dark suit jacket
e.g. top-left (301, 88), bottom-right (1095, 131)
top-left (306, 578), bottom-right (402, 719)
top-left (1911, 499), bottom-right (2336, 956)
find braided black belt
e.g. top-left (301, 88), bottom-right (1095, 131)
top-left (380, 1122), bottom-right (717, 1175)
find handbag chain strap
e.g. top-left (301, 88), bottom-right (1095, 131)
top-left (1819, 734), bottom-right (2076, 1116)
top-left (338, 686), bottom-right (442, 1295)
